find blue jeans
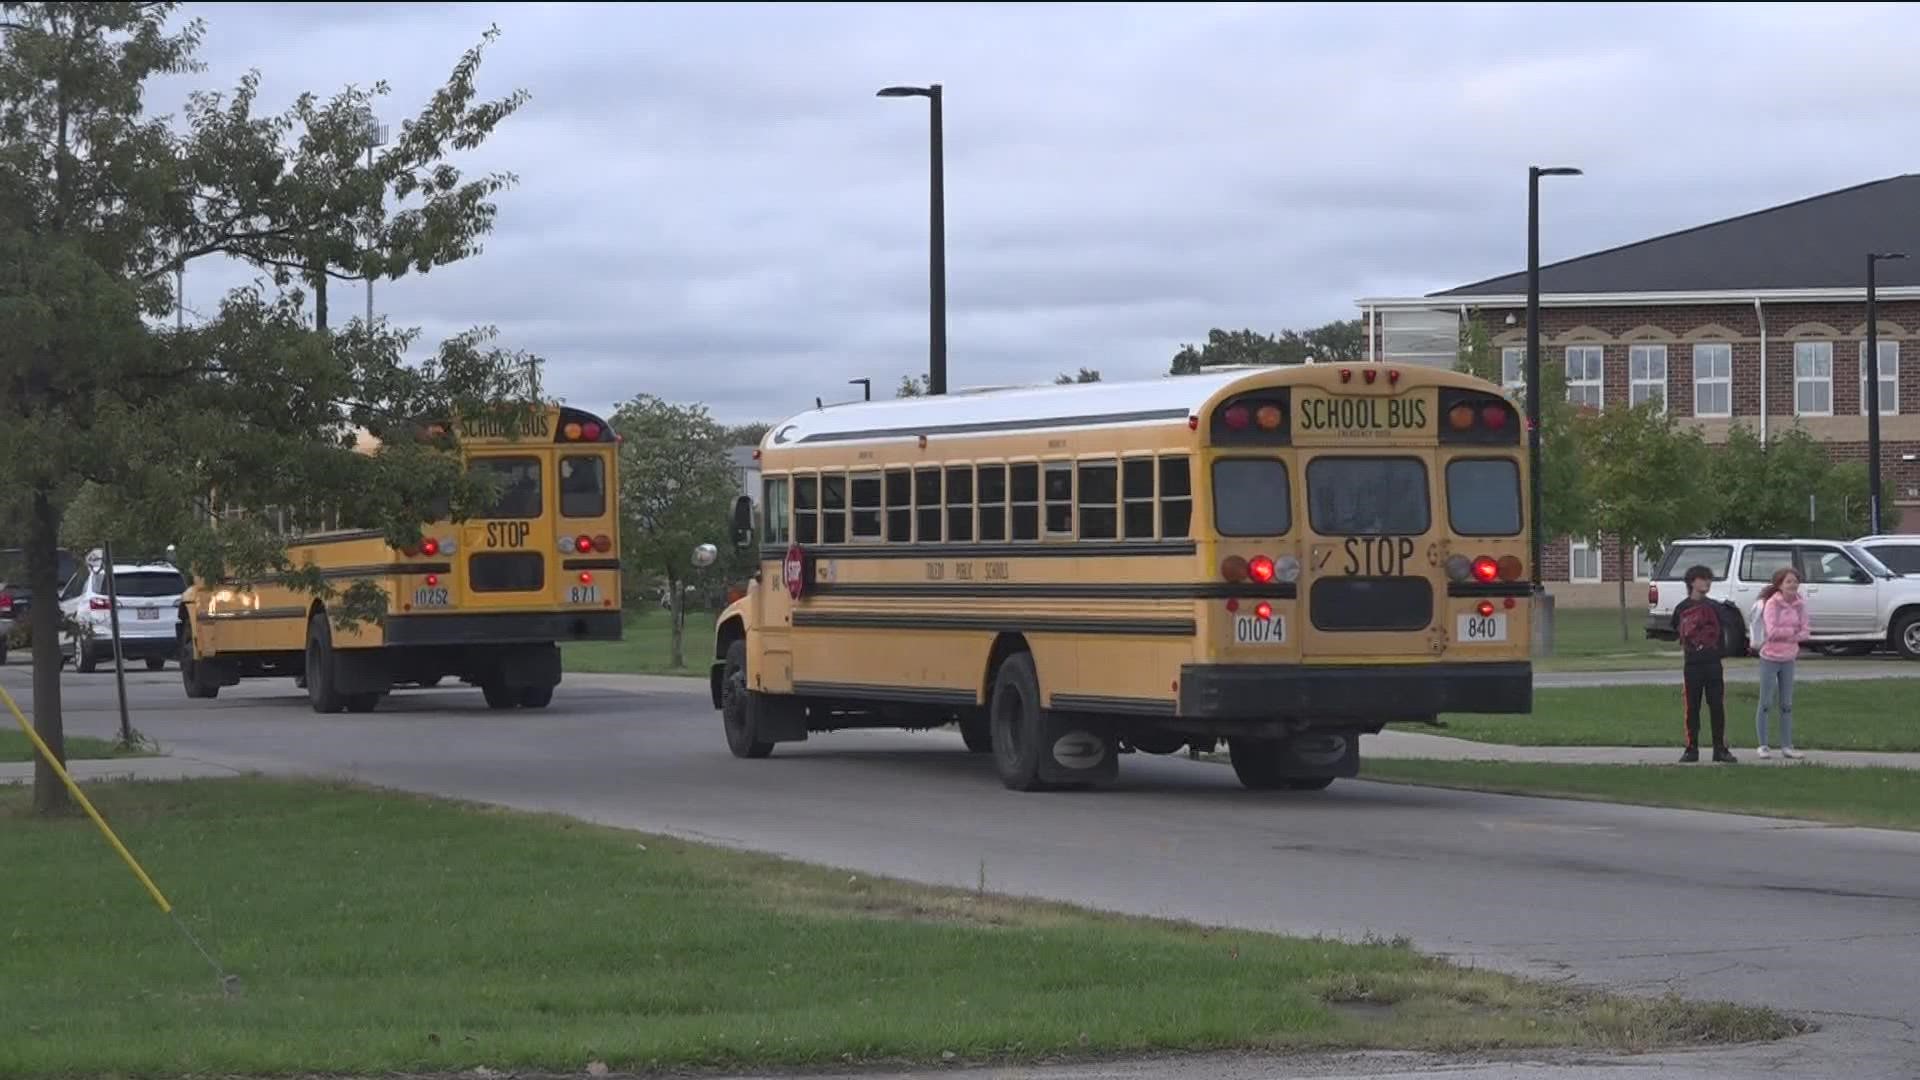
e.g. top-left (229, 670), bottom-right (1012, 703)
top-left (1756, 658), bottom-right (1795, 748)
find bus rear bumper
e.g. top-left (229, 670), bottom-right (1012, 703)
top-left (384, 611), bottom-right (623, 646)
top-left (1178, 661), bottom-right (1532, 720)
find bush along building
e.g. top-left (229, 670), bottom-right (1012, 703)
top-left (1358, 174), bottom-right (1920, 605)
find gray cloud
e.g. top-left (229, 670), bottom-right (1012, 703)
top-left (163, 1), bottom-right (1920, 425)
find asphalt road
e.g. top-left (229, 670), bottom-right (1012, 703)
top-left (6, 662), bottom-right (1919, 1080)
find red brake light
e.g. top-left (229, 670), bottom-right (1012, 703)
top-left (1481, 405), bottom-right (1508, 429)
top-left (1477, 600), bottom-right (1496, 617)
top-left (1254, 601), bottom-right (1273, 621)
top-left (579, 572), bottom-right (593, 585)
top-left (1648, 583), bottom-right (1659, 605)
top-left (575, 535), bottom-right (593, 554)
top-left (90, 597), bottom-right (111, 610)
top-left (1339, 368), bottom-right (1353, 383)
top-left (592, 534), bottom-right (612, 553)
top-left (1363, 368), bottom-right (1378, 384)
top-left (1497, 555), bottom-right (1523, 581)
top-left (1387, 369), bottom-right (1400, 384)
top-left (1471, 556), bottom-right (1499, 583)
top-left (1220, 556), bottom-right (1249, 582)
top-left (582, 421), bottom-right (602, 441)
top-left (425, 574), bottom-right (439, 587)
top-left (0, 593), bottom-right (12, 613)
top-left (1248, 555), bottom-right (1276, 584)
top-left (420, 538), bottom-right (440, 557)
top-left (1223, 405), bottom-right (1250, 430)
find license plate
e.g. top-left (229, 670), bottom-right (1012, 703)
top-left (412, 587), bottom-right (450, 608)
top-left (568, 584), bottom-right (600, 606)
top-left (136, 608), bottom-right (158, 620)
top-left (1233, 614), bottom-right (1286, 645)
top-left (1457, 613), bottom-right (1507, 642)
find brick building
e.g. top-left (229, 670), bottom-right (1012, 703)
top-left (1356, 174), bottom-right (1920, 606)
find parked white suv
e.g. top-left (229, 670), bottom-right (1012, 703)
top-left (1646, 537), bottom-right (1920, 660)
top-left (1855, 535), bottom-right (1920, 578)
top-left (57, 558), bottom-right (188, 673)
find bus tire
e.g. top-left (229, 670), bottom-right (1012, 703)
top-left (721, 640), bottom-right (773, 759)
top-left (959, 713), bottom-right (993, 754)
top-left (180, 628), bottom-right (219, 700)
top-left (1228, 737), bottom-right (1336, 792)
top-left (481, 682), bottom-right (519, 710)
top-left (344, 692), bottom-right (381, 714)
top-left (146, 657), bottom-right (166, 672)
top-left (305, 613), bottom-right (347, 714)
top-left (518, 684), bottom-right (554, 709)
top-left (988, 652), bottom-right (1048, 791)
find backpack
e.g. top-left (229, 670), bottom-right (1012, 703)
top-left (1719, 598), bottom-right (1751, 658)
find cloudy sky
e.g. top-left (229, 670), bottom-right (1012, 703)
top-left (163, 1), bottom-right (1920, 425)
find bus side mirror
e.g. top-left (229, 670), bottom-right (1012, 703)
top-left (729, 495), bottom-right (754, 549)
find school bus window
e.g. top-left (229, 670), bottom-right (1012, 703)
top-left (1077, 459), bottom-right (1119, 540)
top-left (978, 464), bottom-right (1008, 541)
top-left (885, 468), bottom-right (911, 542)
top-left (1160, 455), bottom-right (1192, 539)
top-left (559, 455), bottom-right (606, 517)
top-left (469, 457), bottom-right (542, 519)
top-left (1010, 463), bottom-right (1040, 540)
top-left (762, 476), bottom-right (791, 545)
top-left (851, 471), bottom-right (883, 540)
top-left (1043, 463), bottom-right (1074, 536)
top-left (914, 466), bottom-right (942, 542)
top-left (794, 474), bottom-right (819, 544)
top-left (821, 472), bottom-right (848, 543)
top-left (1307, 457), bottom-right (1429, 536)
top-left (1212, 459), bottom-right (1291, 537)
top-left (1122, 458), bottom-right (1155, 539)
top-left (1445, 458), bottom-right (1521, 537)
top-left (946, 465), bottom-right (975, 542)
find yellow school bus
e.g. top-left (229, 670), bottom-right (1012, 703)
top-left (178, 404), bottom-right (623, 713)
top-left (704, 363), bottom-right (1532, 792)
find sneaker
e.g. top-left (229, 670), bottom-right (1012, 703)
top-left (1679, 746), bottom-right (1700, 763)
top-left (1757, 745), bottom-right (1771, 759)
top-left (1713, 747), bottom-right (1739, 764)
top-left (1782, 747), bottom-right (1803, 760)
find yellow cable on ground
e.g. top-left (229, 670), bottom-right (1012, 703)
top-left (2, 683), bottom-right (173, 915)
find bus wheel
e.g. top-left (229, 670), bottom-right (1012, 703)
top-left (1228, 737), bottom-right (1335, 792)
top-left (988, 653), bottom-right (1047, 791)
top-left (721, 640), bottom-right (773, 758)
top-left (305, 613), bottom-right (347, 714)
top-left (518, 685), bottom-right (554, 709)
top-left (344, 693), bottom-right (381, 714)
top-left (481, 682), bottom-right (519, 710)
top-left (180, 652), bottom-right (219, 700)
top-left (959, 714), bottom-right (992, 754)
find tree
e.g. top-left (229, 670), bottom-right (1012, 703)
top-left (722, 422), bottom-right (771, 447)
top-left (1701, 425), bottom-right (1893, 539)
top-left (1054, 367), bottom-right (1101, 384)
top-left (895, 374), bottom-right (925, 398)
top-left (1455, 316), bottom-right (1593, 548)
top-left (0, 3), bottom-right (535, 813)
top-left (1168, 319), bottom-right (1363, 374)
top-left (1574, 402), bottom-right (1713, 640)
top-left (611, 394), bottom-right (739, 671)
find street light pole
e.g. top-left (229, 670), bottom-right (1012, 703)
top-left (1866, 251), bottom-right (1907, 535)
top-left (1526, 165), bottom-right (1581, 587)
top-left (877, 83), bottom-right (948, 395)
top-left (362, 113), bottom-right (388, 328)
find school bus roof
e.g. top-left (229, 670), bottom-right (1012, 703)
top-left (762, 364), bottom-right (1497, 449)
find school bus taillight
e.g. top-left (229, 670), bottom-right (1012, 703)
top-left (1481, 405), bottom-right (1509, 429)
top-left (1498, 555), bottom-right (1523, 581)
top-left (1477, 600), bottom-right (1496, 617)
top-left (1471, 556), bottom-right (1499, 583)
top-left (592, 534), bottom-right (612, 553)
top-left (573, 534), bottom-right (593, 554)
top-left (420, 538), bottom-right (440, 556)
top-left (425, 574), bottom-right (439, 587)
top-left (1255, 601), bottom-right (1273, 620)
top-left (1248, 555), bottom-right (1276, 584)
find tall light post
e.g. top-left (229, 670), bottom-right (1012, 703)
top-left (1867, 251), bottom-right (1907, 535)
top-left (1526, 165), bottom-right (1581, 588)
top-left (361, 112), bottom-right (388, 328)
top-left (877, 83), bottom-right (947, 396)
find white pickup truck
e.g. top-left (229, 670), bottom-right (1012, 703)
top-left (1646, 537), bottom-right (1920, 660)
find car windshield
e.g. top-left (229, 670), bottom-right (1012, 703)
top-left (1845, 544), bottom-right (1896, 578)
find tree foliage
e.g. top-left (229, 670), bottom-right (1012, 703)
top-left (894, 374), bottom-right (925, 398)
top-left (1169, 319), bottom-right (1363, 375)
top-left (1572, 402), bottom-right (1712, 637)
top-left (1054, 367), bottom-right (1101, 384)
top-left (0, 2), bottom-right (537, 812)
top-left (1701, 425), bottom-right (1891, 539)
top-left (611, 394), bottom-right (740, 670)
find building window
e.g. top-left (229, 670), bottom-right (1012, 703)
top-left (1632, 545), bottom-right (1654, 581)
top-left (1859, 340), bottom-right (1899, 416)
top-left (1500, 346), bottom-right (1525, 392)
top-left (1628, 345), bottom-right (1667, 412)
top-left (1692, 343), bottom-right (1732, 417)
top-left (1565, 346), bottom-right (1604, 410)
top-left (1794, 341), bottom-right (1832, 416)
top-left (1568, 538), bottom-right (1602, 583)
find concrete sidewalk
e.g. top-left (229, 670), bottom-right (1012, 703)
top-left (1370, 728), bottom-right (1920, 770)
top-left (0, 753), bottom-right (250, 786)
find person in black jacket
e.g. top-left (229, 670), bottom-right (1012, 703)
top-left (1670, 565), bottom-right (1738, 764)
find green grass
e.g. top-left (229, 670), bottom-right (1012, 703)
top-left (0, 778), bottom-right (1796, 1077)
top-left (562, 610), bottom-right (708, 677)
top-left (1364, 759), bottom-right (1920, 832)
top-left (0, 728), bottom-right (151, 764)
top-left (1535, 607), bottom-right (1698, 673)
top-left (1436, 678), bottom-right (1920, 753)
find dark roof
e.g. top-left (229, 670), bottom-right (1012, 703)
top-left (1434, 174), bottom-right (1920, 298)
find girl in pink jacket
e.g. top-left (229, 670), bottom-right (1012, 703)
top-left (1754, 567), bottom-right (1812, 759)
